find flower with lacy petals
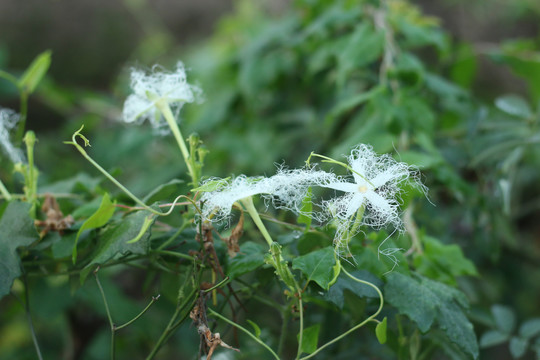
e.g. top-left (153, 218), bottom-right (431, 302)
top-left (317, 145), bottom-right (424, 236)
top-left (122, 62), bottom-right (202, 131)
top-left (0, 108), bottom-right (25, 164)
top-left (199, 168), bottom-right (334, 222)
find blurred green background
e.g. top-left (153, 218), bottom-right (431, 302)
top-left (1, 0), bottom-right (540, 359)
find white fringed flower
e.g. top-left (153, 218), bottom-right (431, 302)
top-left (0, 108), bottom-right (25, 164)
top-left (320, 144), bottom-right (419, 229)
top-left (122, 62), bottom-right (202, 131)
top-left (200, 168), bottom-right (334, 222)
top-left (311, 145), bottom-right (426, 254)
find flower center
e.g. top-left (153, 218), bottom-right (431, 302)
top-left (358, 185), bottom-right (368, 193)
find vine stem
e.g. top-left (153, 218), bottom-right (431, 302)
top-left (115, 295), bottom-right (161, 330)
top-left (299, 266), bottom-right (384, 360)
top-left (64, 126), bottom-right (188, 217)
top-left (21, 274), bottom-right (43, 360)
top-left (146, 268), bottom-right (199, 360)
top-left (94, 271), bottom-right (115, 360)
top-left (207, 308), bottom-right (280, 360)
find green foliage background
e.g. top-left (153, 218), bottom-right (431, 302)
top-left (1, 0), bottom-right (540, 359)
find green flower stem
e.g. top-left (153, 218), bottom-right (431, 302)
top-left (94, 271), bottom-right (116, 360)
top-left (23, 131), bottom-right (38, 217)
top-left (155, 100), bottom-right (197, 185)
top-left (115, 295), bottom-right (161, 330)
top-left (207, 307), bottom-right (280, 360)
top-left (299, 266), bottom-right (383, 360)
top-left (0, 179), bottom-right (12, 201)
top-left (239, 196), bottom-right (305, 357)
top-left (239, 196), bottom-right (273, 247)
top-left (65, 126), bottom-right (185, 216)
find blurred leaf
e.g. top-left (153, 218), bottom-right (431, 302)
top-left (39, 172), bottom-right (102, 195)
top-left (509, 336), bottom-right (528, 359)
top-left (227, 242), bottom-right (266, 279)
top-left (73, 193), bottom-right (116, 263)
top-left (325, 270), bottom-right (380, 309)
top-left (18, 50), bottom-right (51, 94)
top-left (519, 318), bottom-right (540, 339)
top-left (80, 210), bottom-right (154, 283)
top-left (336, 23), bottom-right (384, 87)
top-left (385, 273), bottom-right (478, 359)
top-left (376, 317), bottom-right (388, 344)
top-left (492, 305), bottom-right (516, 334)
top-left (414, 236), bottom-right (478, 285)
top-left (247, 319), bottom-right (261, 338)
top-left (0, 202), bottom-right (39, 298)
top-left (490, 40), bottom-right (540, 100)
top-left (325, 85), bottom-right (385, 126)
top-left (451, 43), bottom-right (477, 88)
top-left (292, 246), bottom-right (336, 289)
top-left (298, 324), bottom-right (320, 355)
top-left (480, 330), bottom-right (510, 348)
top-left (495, 94), bottom-right (533, 119)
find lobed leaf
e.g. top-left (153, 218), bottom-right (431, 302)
top-left (385, 273), bottom-right (479, 359)
top-left (0, 202), bottom-right (39, 298)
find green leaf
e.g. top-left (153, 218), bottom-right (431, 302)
top-left (385, 273), bottom-right (478, 359)
top-left (292, 246), bottom-right (336, 290)
top-left (413, 236), bottom-right (478, 285)
top-left (480, 330), bottom-right (510, 348)
top-left (227, 242), bottom-right (266, 279)
top-left (519, 318), bottom-right (540, 338)
top-left (191, 177), bottom-right (230, 193)
top-left (246, 319), bottom-right (261, 338)
top-left (325, 85), bottom-right (385, 125)
top-left (80, 210), bottom-right (154, 283)
top-left (298, 324), bottom-right (320, 355)
top-left (297, 187), bottom-right (312, 230)
top-left (0, 202), bottom-right (39, 298)
top-left (73, 193), bottom-right (116, 263)
top-left (336, 23), bottom-right (384, 88)
top-left (18, 50), bottom-right (52, 94)
top-left (126, 215), bottom-right (155, 244)
top-left (509, 336), bottom-right (528, 358)
top-left (325, 270), bottom-right (380, 309)
top-left (492, 305), bottom-right (516, 334)
top-left (495, 95), bottom-right (533, 119)
top-left (376, 317), bottom-right (388, 344)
